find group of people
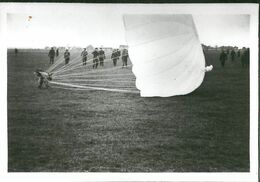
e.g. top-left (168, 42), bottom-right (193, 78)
top-left (89, 48), bottom-right (106, 69)
top-left (48, 47), bottom-right (129, 68)
top-left (219, 48), bottom-right (249, 68)
top-left (80, 47), bottom-right (129, 69)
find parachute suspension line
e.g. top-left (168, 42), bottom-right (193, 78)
top-left (46, 56), bottom-right (64, 73)
top-left (52, 64), bottom-right (133, 79)
top-left (47, 52), bottom-right (76, 73)
top-left (51, 54), bottom-right (82, 74)
top-left (51, 85), bottom-right (93, 91)
top-left (51, 81), bottom-right (137, 91)
top-left (47, 50), bottom-right (137, 94)
top-left (53, 51), bottom-right (119, 76)
top-left (53, 78), bottom-right (135, 83)
top-left (49, 81), bottom-right (139, 94)
top-left (52, 49), bottom-right (116, 75)
top-left (46, 54), bottom-right (81, 75)
top-left (53, 73), bottom-right (135, 81)
top-left (52, 54), bottom-right (89, 74)
top-left (53, 73), bottom-right (134, 79)
top-left (64, 83), bottom-right (137, 89)
top-left (49, 54), bottom-right (82, 74)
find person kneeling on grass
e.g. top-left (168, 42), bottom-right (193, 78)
top-left (34, 69), bottom-right (53, 89)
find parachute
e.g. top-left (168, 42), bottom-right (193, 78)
top-left (123, 14), bottom-right (206, 97)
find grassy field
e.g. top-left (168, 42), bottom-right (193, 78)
top-left (8, 49), bottom-right (249, 172)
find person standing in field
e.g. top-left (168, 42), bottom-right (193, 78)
top-left (92, 48), bottom-right (99, 69)
top-left (237, 50), bottom-right (241, 58)
top-left (230, 49), bottom-right (236, 62)
top-left (121, 48), bottom-right (128, 68)
top-left (111, 49), bottom-right (118, 66)
top-left (48, 47), bottom-right (55, 64)
top-left (81, 48), bottom-right (88, 66)
top-left (64, 49), bottom-right (70, 65)
top-left (99, 48), bottom-right (105, 67)
top-left (56, 48), bottom-right (59, 57)
top-left (219, 50), bottom-right (227, 68)
top-left (116, 49), bottom-right (121, 59)
top-left (14, 48), bottom-right (18, 56)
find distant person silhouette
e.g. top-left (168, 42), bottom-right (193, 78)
top-left (230, 49), bottom-right (236, 62)
top-left (111, 49), bottom-right (118, 66)
top-left (56, 48), bottom-right (59, 57)
top-left (219, 50), bottom-right (227, 68)
top-left (81, 48), bottom-right (88, 65)
top-left (121, 48), bottom-right (128, 68)
top-left (99, 48), bottom-right (105, 67)
top-left (92, 48), bottom-right (99, 69)
top-left (48, 47), bottom-right (55, 64)
top-left (14, 48), bottom-right (18, 56)
top-left (116, 49), bottom-right (121, 59)
top-left (237, 50), bottom-right (241, 58)
top-left (64, 49), bottom-right (70, 65)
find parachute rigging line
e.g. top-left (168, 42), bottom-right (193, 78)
top-left (50, 81), bottom-right (139, 94)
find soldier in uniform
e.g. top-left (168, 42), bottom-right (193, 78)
top-left (99, 48), bottom-right (105, 67)
top-left (64, 49), bottom-right (70, 65)
top-left (56, 48), bottom-right (59, 57)
top-left (48, 47), bottom-right (55, 64)
top-left (219, 50), bottom-right (227, 68)
top-left (230, 49), bottom-right (236, 62)
top-left (121, 48), bottom-right (128, 68)
top-left (81, 48), bottom-right (88, 65)
top-left (237, 50), bottom-right (241, 57)
top-left (116, 49), bottom-right (121, 59)
top-left (111, 49), bottom-right (118, 66)
top-left (92, 48), bottom-right (99, 69)
top-left (14, 48), bottom-right (18, 56)
top-left (34, 68), bottom-right (53, 89)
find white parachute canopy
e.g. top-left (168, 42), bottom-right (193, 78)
top-left (123, 14), bottom-right (206, 97)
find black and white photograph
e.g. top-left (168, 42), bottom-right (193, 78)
top-left (0, 2), bottom-right (258, 182)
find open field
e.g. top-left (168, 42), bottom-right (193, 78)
top-left (8, 49), bottom-right (249, 172)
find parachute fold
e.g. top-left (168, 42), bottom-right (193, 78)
top-left (123, 14), bottom-right (206, 97)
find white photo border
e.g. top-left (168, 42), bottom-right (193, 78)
top-left (0, 3), bottom-right (258, 182)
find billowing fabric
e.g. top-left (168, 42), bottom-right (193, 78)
top-left (123, 14), bottom-right (205, 97)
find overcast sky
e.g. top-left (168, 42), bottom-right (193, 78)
top-left (6, 4), bottom-right (250, 48)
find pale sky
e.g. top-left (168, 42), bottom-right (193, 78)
top-left (6, 4), bottom-right (250, 48)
